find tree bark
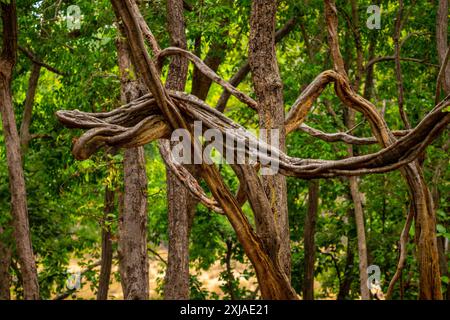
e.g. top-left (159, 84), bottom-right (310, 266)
top-left (19, 63), bottom-right (41, 153)
top-left (191, 23), bottom-right (228, 101)
top-left (434, 9), bottom-right (450, 296)
top-left (0, 226), bottom-right (11, 300)
top-left (0, 1), bottom-right (40, 300)
top-left (303, 180), bottom-right (319, 300)
top-left (116, 33), bottom-right (149, 300)
top-left (248, 0), bottom-right (291, 280)
top-left (349, 177), bottom-right (370, 300)
top-left (96, 186), bottom-right (114, 300)
top-left (163, 0), bottom-right (192, 300)
top-left (216, 17), bottom-right (297, 113)
top-left (436, 0), bottom-right (450, 94)
top-left (347, 1), bottom-right (370, 299)
top-left (337, 237), bottom-right (355, 300)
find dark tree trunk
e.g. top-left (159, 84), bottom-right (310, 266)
top-left (435, 2), bottom-right (450, 297)
top-left (191, 20), bottom-right (228, 101)
top-left (116, 33), bottom-right (149, 300)
top-left (0, 1), bottom-right (40, 300)
top-left (436, 0), bottom-right (450, 94)
top-left (248, 0), bottom-right (291, 280)
top-left (303, 180), bottom-right (319, 300)
top-left (224, 239), bottom-right (236, 300)
top-left (163, 0), bottom-right (192, 300)
top-left (0, 226), bottom-right (12, 300)
top-left (337, 238), bottom-right (355, 300)
top-left (96, 186), bottom-right (114, 300)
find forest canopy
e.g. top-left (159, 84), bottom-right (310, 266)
top-left (0, 0), bottom-right (448, 301)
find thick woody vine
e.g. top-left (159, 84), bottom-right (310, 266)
top-left (56, 0), bottom-right (449, 300)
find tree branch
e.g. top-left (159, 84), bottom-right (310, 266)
top-left (18, 46), bottom-right (66, 76)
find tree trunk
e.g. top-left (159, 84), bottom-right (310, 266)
top-left (404, 164), bottom-right (442, 299)
top-left (349, 177), bottom-right (370, 300)
top-left (19, 63), bottom-right (41, 153)
top-left (248, 0), bottom-right (291, 280)
top-left (191, 23), bottom-right (228, 101)
top-left (116, 33), bottom-right (149, 300)
top-left (0, 1), bottom-right (40, 300)
top-left (163, 0), bottom-right (192, 300)
top-left (216, 17), bottom-right (297, 113)
top-left (436, 0), bottom-right (450, 94)
top-left (0, 226), bottom-right (12, 300)
top-left (303, 180), bottom-right (319, 300)
top-left (96, 186), bottom-right (115, 300)
top-left (337, 238), bottom-right (355, 300)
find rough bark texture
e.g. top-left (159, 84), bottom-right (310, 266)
top-left (431, 0), bottom-right (449, 299)
top-left (19, 63), bottom-right (41, 153)
top-left (163, 0), bottom-right (192, 300)
top-left (96, 186), bottom-right (114, 300)
top-left (0, 226), bottom-right (11, 300)
top-left (216, 17), bottom-right (297, 112)
top-left (303, 180), bottom-right (319, 300)
top-left (164, 168), bottom-right (193, 299)
top-left (116, 33), bottom-right (149, 300)
top-left (0, 1), bottom-right (40, 300)
top-left (436, 0), bottom-right (450, 94)
top-left (249, 0), bottom-right (291, 280)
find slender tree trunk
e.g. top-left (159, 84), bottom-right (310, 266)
top-left (435, 2), bottom-right (450, 297)
top-left (0, 1), bottom-right (39, 300)
top-left (116, 33), bottom-right (149, 300)
top-left (163, 0), bottom-right (192, 300)
top-left (337, 237), bottom-right (355, 300)
top-left (303, 180), bottom-right (319, 300)
top-left (0, 226), bottom-right (11, 300)
top-left (436, 0), bottom-right (450, 94)
top-left (248, 0), bottom-right (291, 280)
top-left (437, 237), bottom-right (449, 299)
top-left (346, 1), bottom-right (369, 300)
top-left (96, 186), bottom-right (115, 300)
top-left (224, 239), bottom-right (237, 300)
top-left (349, 177), bottom-right (370, 299)
top-left (191, 28), bottom-right (228, 101)
top-left (19, 63), bottom-right (41, 153)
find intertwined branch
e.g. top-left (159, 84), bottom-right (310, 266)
top-left (55, 0), bottom-right (449, 299)
top-left (56, 60), bottom-right (450, 181)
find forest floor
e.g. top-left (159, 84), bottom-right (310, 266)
top-left (62, 247), bottom-right (258, 299)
